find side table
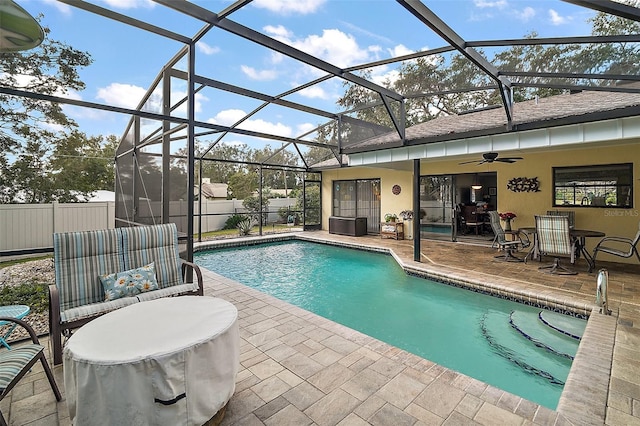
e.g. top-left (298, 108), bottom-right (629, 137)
top-left (0, 304), bottom-right (31, 349)
top-left (64, 296), bottom-right (239, 426)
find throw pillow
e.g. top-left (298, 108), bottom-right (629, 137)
top-left (99, 262), bottom-right (159, 301)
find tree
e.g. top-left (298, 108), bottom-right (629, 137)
top-left (0, 19), bottom-right (93, 203)
top-left (195, 141), bottom-right (249, 184)
top-left (332, 9), bottom-right (640, 131)
top-left (574, 1), bottom-right (640, 77)
top-left (50, 132), bottom-right (117, 202)
top-left (243, 190), bottom-right (271, 225)
top-left (228, 171), bottom-right (258, 200)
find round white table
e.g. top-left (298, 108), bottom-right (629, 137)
top-left (63, 296), bottom-right (239, 426)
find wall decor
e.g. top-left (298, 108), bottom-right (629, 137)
top-left (507, 177), bottom-right (540, 192)
top-left (392, 184), bottom-right (402, 195)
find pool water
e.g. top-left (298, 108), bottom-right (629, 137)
top-left (195, 240), bottom-right (585, 409)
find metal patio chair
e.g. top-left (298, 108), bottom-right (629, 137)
top-left (488, 211), bottom-right (530, 261)
top-left (535, 215), bottom-right (578, 275)
top-left (590, 221), bottom-right (640, 272)
top-left (0, 318), bottom-right (61, 426)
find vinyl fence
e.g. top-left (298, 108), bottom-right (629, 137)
top-left (0, 198), bottom-right (297, 256)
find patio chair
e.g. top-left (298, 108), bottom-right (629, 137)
top-left (488, 211), bottom-right (530, 261)
top-left (546, 210), bottom-right (576, 229)
top-left (0, 318), bottom-right (61, 426)
top-left (462, 205), bottom-right (483, 235)
top-left (535, 215), bottom-right (578, 275)
top-left (590, 221), bottom-right (640, 272)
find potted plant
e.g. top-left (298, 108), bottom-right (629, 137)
top-left (399, 210), bottom-right (413, 221)
top-left (498, 212), bottom-right (517, 231)
top-left (384, 213), bottom-right (398, 223)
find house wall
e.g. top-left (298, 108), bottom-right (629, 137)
top-left (321, 140), bottom-right (640, 265)
top-left (321, 166), bottom-right (413, 231)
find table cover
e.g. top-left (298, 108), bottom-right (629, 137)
top-left (64, 296), bottom-right (239, 426)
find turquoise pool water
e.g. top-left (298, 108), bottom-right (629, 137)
top-left (195, 240), bottom-right (584, 409)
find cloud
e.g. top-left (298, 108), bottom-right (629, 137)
top-left (473, 0), bottom-right (508, 8)
top-left (252, 0), bottom-right (326, 15)
top-left (515, 6), bottom-right (536, 22)
top-left (296, 122), bottom-right (316, 136)
top-left (241, 65), bottom-right (278, 81)
top-left (339, 20), bottom-right (393, 45)
top-left (208, 109), bottom-right (293, 137)
top-left (101, 0), bottom-right (155, 9)
top-left (42, 0), bottom-right (72, 15)
top-left (549, 9), bottom-right (570, 25)
top-left (271, 27), bottom-right (370, 68)
top-left (372, 69), bottom-right (400, 87)
top-left (197, 42), bottom-right (220, 55)
top-left (389, 44), bottom-right (414, 58)
top-left (96, 83), bottom-right (147, 109)
top-left (297, 85), bottom-right (330, 100)
top-left (263, 24), bottom-right (293, 39)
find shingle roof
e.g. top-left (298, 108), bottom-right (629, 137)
top-left (343, 86), bottom-right (640, 154)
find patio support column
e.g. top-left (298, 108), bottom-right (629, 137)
top-left (162, 68), bottom-right (171, 224)
top-left (186, 42), bottom-right (196, 265)
top-left (413, 159), bottom-right (420, 262)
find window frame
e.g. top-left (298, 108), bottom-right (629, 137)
top-left (552, 163), bottom-right (633, 208)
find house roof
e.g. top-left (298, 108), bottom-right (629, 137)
top-left (198, 182), bottom-right (228, 199)
top-left (343, 85), bottom-right (640, 155)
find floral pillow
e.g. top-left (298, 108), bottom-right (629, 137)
top-left (99, 263), bottom-right (159, 301)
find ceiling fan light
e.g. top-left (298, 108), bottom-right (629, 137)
top-left (471, 184), bottom-right (482, 190)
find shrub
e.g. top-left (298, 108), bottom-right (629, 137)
top-left (237, 216), bottom-right (253, 236)
top-left (0, 283), bottom-right (49, 313)
top-left (223, 213), bottom-right (247, 230)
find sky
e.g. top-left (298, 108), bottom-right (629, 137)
top-left (18, 0), bottom-right (598, 153)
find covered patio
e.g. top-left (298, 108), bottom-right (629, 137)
top-left (4, 233), bottom-right (639, 425)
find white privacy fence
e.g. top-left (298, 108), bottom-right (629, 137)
top-left (1, 198), bottom-right (297, 255)
top-left (1, 202), bottom-right (116, 254)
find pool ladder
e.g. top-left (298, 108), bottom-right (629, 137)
top-left (596, 269), bottom-right (611, 315)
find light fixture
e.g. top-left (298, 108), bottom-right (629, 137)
top-left (0, 0), bottom-right (45, 52)
top-left (471, 174), bottom-right (482, 190)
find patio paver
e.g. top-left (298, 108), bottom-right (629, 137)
top-left (3, 231), bottom-right (640, 425)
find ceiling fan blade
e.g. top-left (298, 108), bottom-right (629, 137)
top-left (495, 157), bottom-right (523, 163)
top-left (458, 160), bottom-right (479, 165)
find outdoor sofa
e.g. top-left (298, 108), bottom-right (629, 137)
top-left (49, 223), bottom-right (203, 365)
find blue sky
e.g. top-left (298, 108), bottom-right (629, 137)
top-left (20, 0), bottom-right (597, 151)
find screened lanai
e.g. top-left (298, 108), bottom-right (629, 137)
top-left (3, 0), bottom-right (640, 263)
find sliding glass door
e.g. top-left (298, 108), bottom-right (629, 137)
top-left (333, 179), bottom-right (380, 234)
top-left (419, 175), bottom-right (455, 241)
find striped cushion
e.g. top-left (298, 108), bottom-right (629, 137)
top-left (120, 224), bottom-right (183, 289)
top-left (54, 228), bottom-right (125, 311)
top-left (60, 297), bottom-right (138, 323)
top-left (536, 215), bottom-right (572, 255)
top-left (0, 344), bottom-right (43, 391)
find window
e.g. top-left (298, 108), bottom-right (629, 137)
top-left (553, 163), bottom-right (633, 208)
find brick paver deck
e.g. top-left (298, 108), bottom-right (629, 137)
top-left (4, 231), bottom-right (639, 425)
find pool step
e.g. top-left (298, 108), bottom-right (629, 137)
top-left (480, 311), bottom-right (572, 386)
top-left (510, 311), bottom-right (581, 360)
top-left (539, 310), bottom-right (586, 340)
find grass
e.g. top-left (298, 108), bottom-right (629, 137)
top-left (0, 256), bottom-right (51, 314)
top-left (197, 223), bottom-right (298, 239)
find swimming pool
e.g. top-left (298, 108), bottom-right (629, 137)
top-left (195, 240), bottom-right (586, 409)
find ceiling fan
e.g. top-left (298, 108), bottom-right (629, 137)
top-left (459, 152), bottom-right (523, 165)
